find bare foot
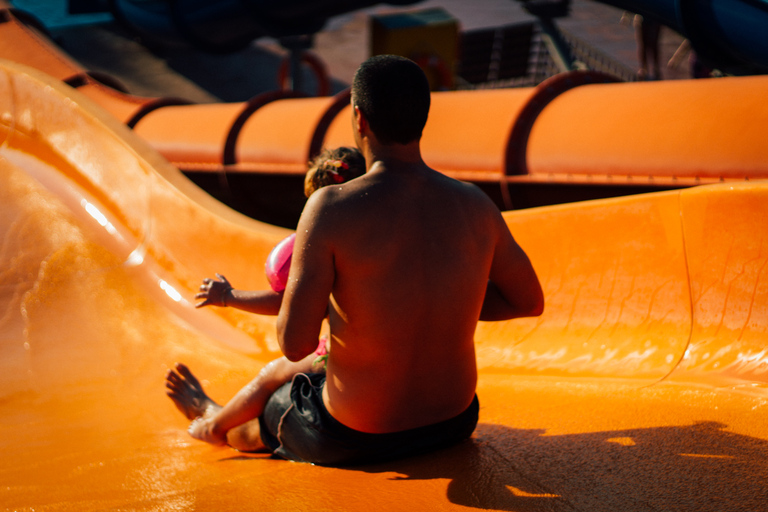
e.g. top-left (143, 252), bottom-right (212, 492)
top-left (165, 363), bottom-right (221, 420)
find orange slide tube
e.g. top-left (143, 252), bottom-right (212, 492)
top-left (3, 56), bottom-right (768, 511)
top-left (1, 6), bottom-right (767, 195)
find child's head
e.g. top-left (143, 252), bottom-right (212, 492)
top-left (304, 146), bottom-right (366, 197)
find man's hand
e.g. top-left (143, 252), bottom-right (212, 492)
top-left (195, 273), bottom-right (233, 308)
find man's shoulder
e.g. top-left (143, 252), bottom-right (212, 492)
top-left (433, 172), bottom-right (500, 211)
top-left (426, 167), bottom-right (482, 192)
top-left (299, 178), bottom-right (370, 229)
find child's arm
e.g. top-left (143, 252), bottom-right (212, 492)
top-left (196, 273), bottom-right (283, 316)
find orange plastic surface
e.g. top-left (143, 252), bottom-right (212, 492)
top-left (421, 88), bottom-right (535, 179)
top-left (235, 96), bottom-right (339, 174)
top-left (3, 61), bottom-right (768, 511)
top-left (526, 77), bottom-right (768, 184)
top-left (92, 73), bottom-right (768, 183)
top-left (132, 102), bottom-right (247, 169)
top-left (72, 81), bottom-right (161, 125)
top-left (0, 9), bottom-right (82, 81)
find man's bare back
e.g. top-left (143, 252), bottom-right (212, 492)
top-left (302, 161), bottom-right (529, 433)
top-left (277, 56), bottom-right (543, 436)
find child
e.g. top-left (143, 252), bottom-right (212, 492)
top-left (165, 147), bottom-right (365, 450)
top-left (304, 146), bottom-right (365, 198)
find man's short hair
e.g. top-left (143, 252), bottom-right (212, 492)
top-left (352, 55), bottom-right (431, 145)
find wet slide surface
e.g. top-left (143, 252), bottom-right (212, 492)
top-left (2, 62), bottom-right (768, 511)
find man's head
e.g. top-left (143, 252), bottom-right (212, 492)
top-left (351, 55), bottom-right (431, 146)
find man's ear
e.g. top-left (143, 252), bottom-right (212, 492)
top-left (354, 106), bottom-right (367, 136)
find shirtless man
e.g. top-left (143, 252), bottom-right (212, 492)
top-left (167, 55), bottom-right (543, 465)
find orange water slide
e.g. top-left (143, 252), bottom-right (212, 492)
top-left (2, 56), bottom-right (768, 511)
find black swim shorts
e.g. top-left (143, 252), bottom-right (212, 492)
top-left (258, 373), bottom-right (479, 466)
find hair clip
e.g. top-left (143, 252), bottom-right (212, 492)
top-left (329, 160), bottom-right (349, 170)
top-left (327, 160), bottom-right (348, 183)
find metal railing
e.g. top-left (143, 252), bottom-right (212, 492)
top-left (456, 22), bottom-right (637, 89)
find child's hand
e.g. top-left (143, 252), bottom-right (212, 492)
top-left (195, 273), bottom-right (234, 308)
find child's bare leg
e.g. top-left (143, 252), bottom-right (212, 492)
top-left (210, 358), bottom-right (297, 430)
top-left (218, 352), bottom-right (322, 451)
top-left (166, 354), bottom-right (319, 448)
top-left (225, 418), bottom-right (266, 452)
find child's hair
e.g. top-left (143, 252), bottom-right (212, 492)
top-left (304, 146), bottom-right (366, 197)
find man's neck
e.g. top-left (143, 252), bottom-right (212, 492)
top-left (364, 139), bottom-right (425, 173)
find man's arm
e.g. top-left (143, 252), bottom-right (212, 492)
top-left (276, 191), bottom-right (336, 361)
top-left (479, 213), bottom-right (544, 321)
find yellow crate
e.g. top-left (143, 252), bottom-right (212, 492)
top-left (370, 8), bottom-right (459, 90)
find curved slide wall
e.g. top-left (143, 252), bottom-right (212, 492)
top-left (2, 60), bottom-right (768, 510)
